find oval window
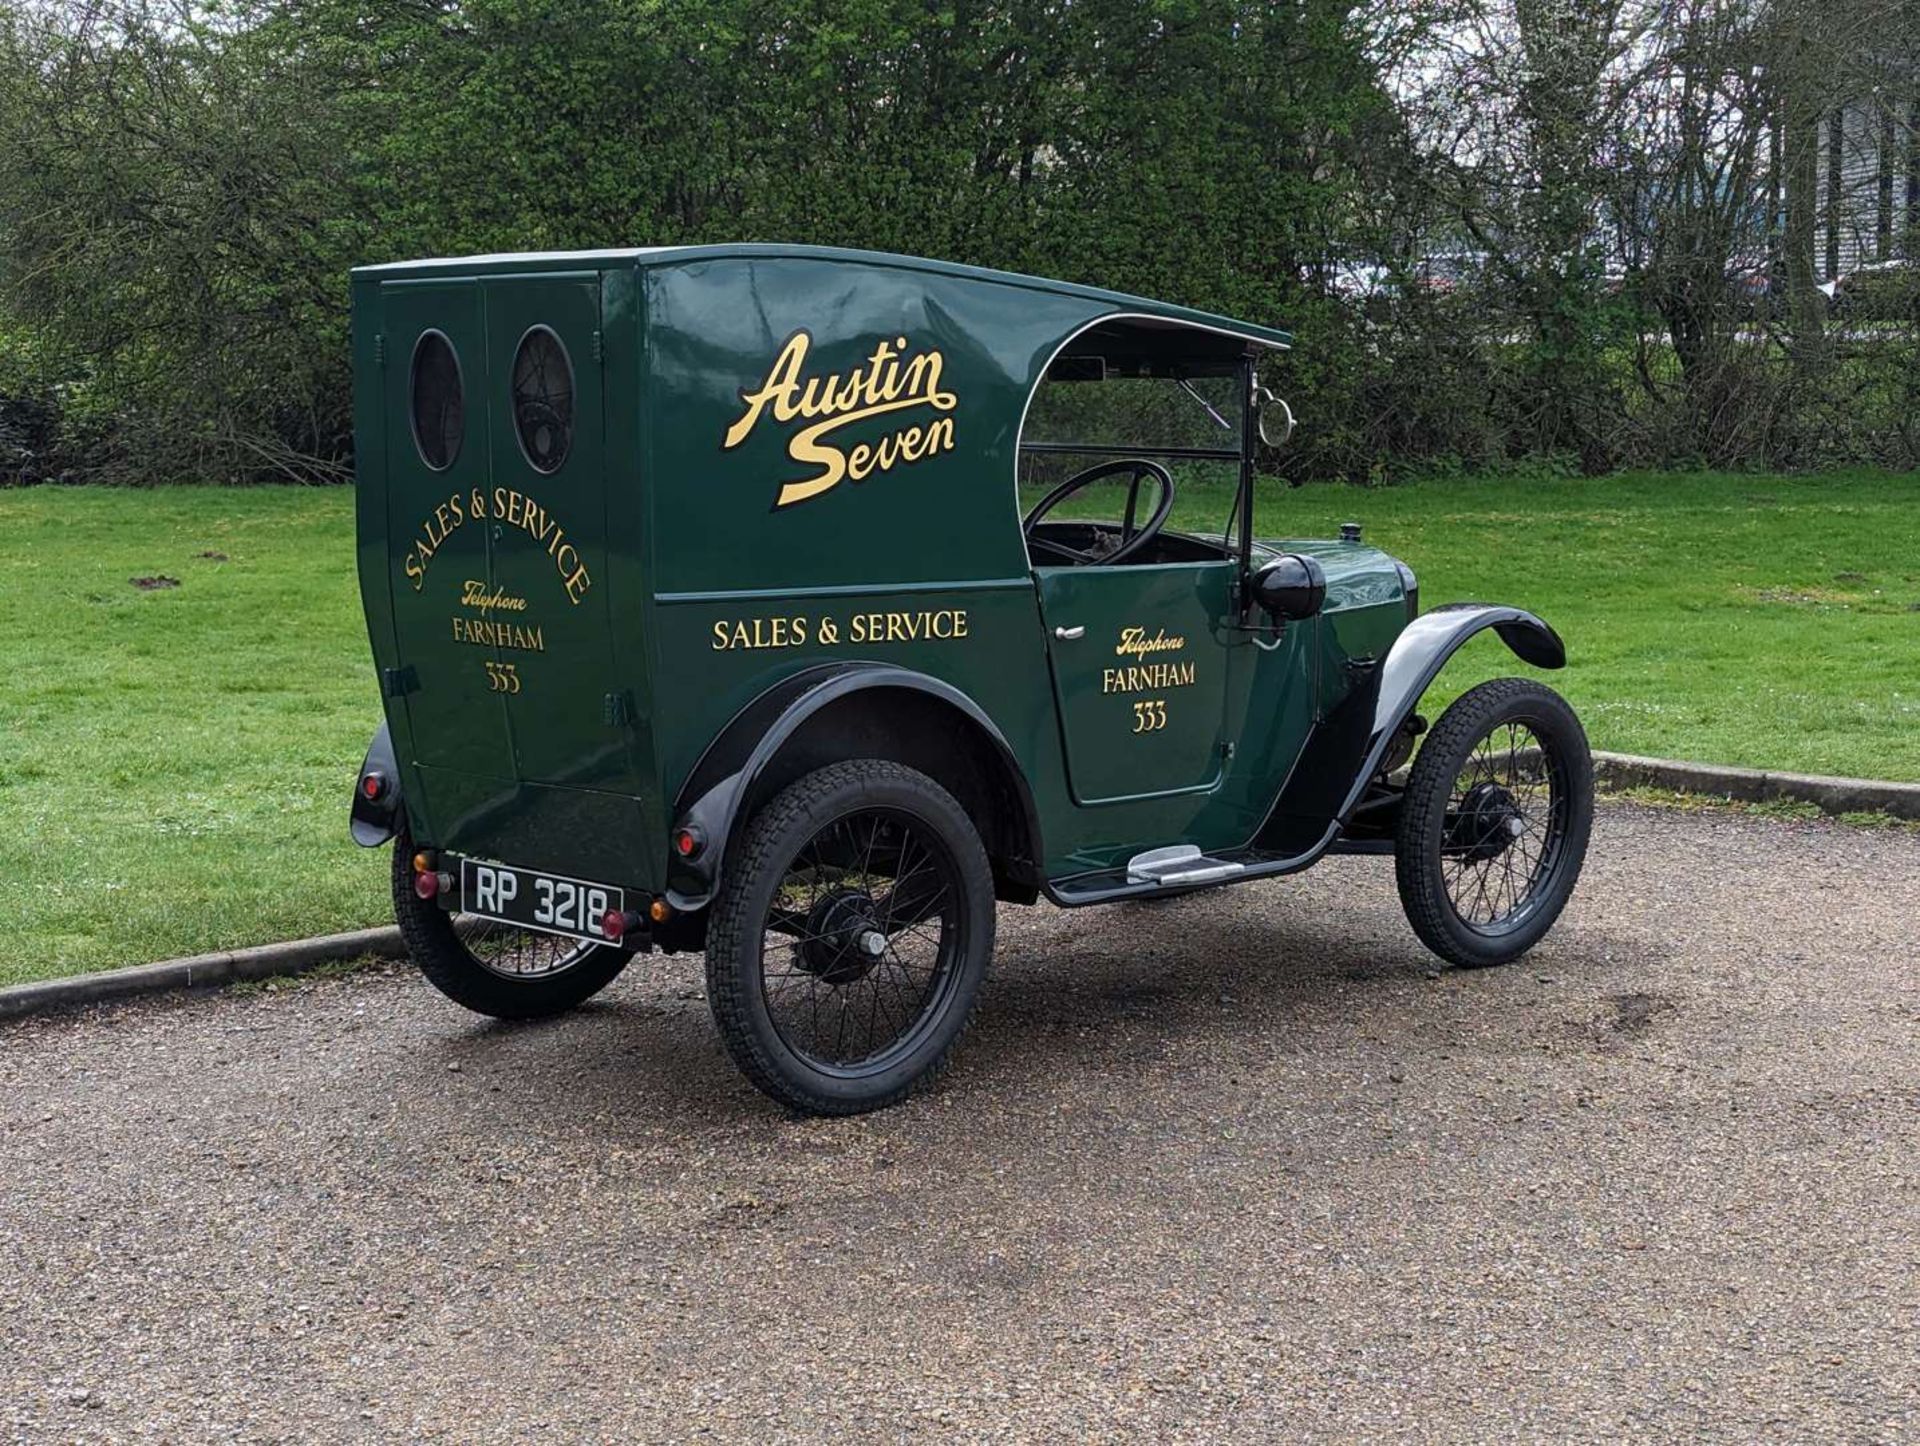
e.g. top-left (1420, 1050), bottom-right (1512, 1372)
top-left (409, 330), bottom-right (464, 472)
top-left (511, 326), bottom-right (574, 474)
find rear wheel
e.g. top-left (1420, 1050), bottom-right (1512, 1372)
top-left (1394, 678), bottom-right (1593, 968)
top-left (704, 760), bottom-right (995, 1116)
top-left (392, 831), bottom-right (630, 1019)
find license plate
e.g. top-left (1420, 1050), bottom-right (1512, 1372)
top-left (458, 859), bottom-right (625, 943)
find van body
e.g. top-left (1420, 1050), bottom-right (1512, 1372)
top-left (349, 246), bottom-right (1591, 1114)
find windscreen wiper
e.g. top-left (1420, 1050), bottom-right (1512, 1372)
top-left (1176, 374), bottom-right (1233, 433)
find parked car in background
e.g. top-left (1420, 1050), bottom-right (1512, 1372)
top-left (1831, 259), bottom-right (1920, 321)
top-left (1315, 260), bottom-right (1395, 321)
top-left (1725, 256), bottom-right (1775, 313)
top-left (1329, 261), bottom-right (1392, 305)
top-left (1411, 252), bottom-right (1488, 297)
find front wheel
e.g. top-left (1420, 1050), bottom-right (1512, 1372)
top-left (1394, 678), bottom-right (1593, 968)
top-left (704, 760), bottom-right (996, 1116)
top-left (392, 831), bottom-right (630, 1019)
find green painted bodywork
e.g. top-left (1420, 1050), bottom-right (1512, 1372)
top-left (351, 245), bottom-right (1409, 900)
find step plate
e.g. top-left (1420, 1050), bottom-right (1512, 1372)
top-left (1125, 845), bottom-right (1247, 887)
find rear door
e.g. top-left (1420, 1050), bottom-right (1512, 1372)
top-left (381, 271), bottom-right (633, 796)
top-left (382, 279), bottom-right (516, 781)
top-left (480, 273), bottom-right (629, 791)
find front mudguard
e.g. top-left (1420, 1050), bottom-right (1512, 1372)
top-left (349, 722), bottom-right (403, 847)
top-left (1338, 602), bottom-right (1566, 822)
top-left (1256, 602), bottom-right (1566, 857)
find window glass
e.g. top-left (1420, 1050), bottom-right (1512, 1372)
top-left (409, 331), bottom-right (463, 471)
top-left (1023, 374), bottom-right (1241, 452)
top-left (512, 326), bottom-right (574, 474)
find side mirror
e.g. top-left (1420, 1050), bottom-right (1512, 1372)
top-left (1252, 383), bottom-right (1294, 449)
top-left (1251, 553), bottom-right (1326, 621)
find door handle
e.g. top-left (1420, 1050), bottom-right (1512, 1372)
top-left (1054, 625), bottom-right (1085, 641)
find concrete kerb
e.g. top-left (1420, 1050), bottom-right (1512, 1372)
top-left (1592, 751), bottom-right (1920, 820)
top-left (0, 926), bottom-right (408, 1021)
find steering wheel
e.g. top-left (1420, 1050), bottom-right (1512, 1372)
top-left (1022, 458), bottom-right (1177, 566)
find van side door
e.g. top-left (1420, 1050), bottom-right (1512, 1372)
top-left (1033, 560), bottom-right (1234, 804)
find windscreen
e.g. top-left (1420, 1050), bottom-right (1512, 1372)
top-left (1022, 372), bottom-right (1242, 453)
top-left (1018, 370), bottom-right (1244, 541)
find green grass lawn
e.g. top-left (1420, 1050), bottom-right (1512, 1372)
top-left (1140, 467), bottom-right (1920, 778)
top-left (2, 470), bottom-right (1917, 987)
top-left (1, 489), bottom-right (388, 987)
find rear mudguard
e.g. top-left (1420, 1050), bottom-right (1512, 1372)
top-left (349, 722), bottom-right (403, 847)
top-left (1257, 602), bottom-right (1564, 854)
top-left (666, 663), bottom-right (1042, 912)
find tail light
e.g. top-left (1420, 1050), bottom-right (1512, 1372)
top-left (602, 907), bottom-right (648, 942)
top-left (360, 771), bottom-right (388, 801)
top-left (672, 826), bottom-right (704, 859)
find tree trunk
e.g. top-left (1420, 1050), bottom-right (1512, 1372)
top-left (1825, 107), bottom-right (1843, 281)
top-left (1908, 94), bottom-right (1919, 258)
top-left (1877, 99), bottom-right (1895, 260)
top-left (1783, 77), bottom-right (1825, 367)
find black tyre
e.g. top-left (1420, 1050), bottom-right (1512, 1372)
top-left (1394, 678), bottom-right (1593, 968)
top-left (705, 760), bottom-right (995, 1116)
top-left (392, 830), bottom-right (629, 1020)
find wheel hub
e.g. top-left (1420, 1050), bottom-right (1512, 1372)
top-left (1453, 782), bottom-right (1525, 862)
top-left (794, 888), bottom-right (888, 985)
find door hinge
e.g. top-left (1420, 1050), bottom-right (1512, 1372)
top-left (381, 664), bottom-right (418, 698)
top-left (590, 329), bottom-right (604, 365)
top-left (604, 690), bottom-right (636, 728)
top-left (1220, 740), bottom-right (1236, 760)
top-left (373, 333), bottom-right (385, 367)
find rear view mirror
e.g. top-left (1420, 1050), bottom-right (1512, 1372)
top-left (1252, 383), bottom-right (1294, 449)
top-left (1047, 355), bottom-right (1109, 382)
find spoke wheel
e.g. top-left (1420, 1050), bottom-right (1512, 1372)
top-left (1437, 721), bottom-right (1564, 931)
top-left (706, 761), bottom-right (995, 1115)
top-left (461, 919), bottom-right (605, 981)
top-left (762, 810), bottom-right (963, 1071)
top-left (392, 831), bottom-right (629, 1020)
top-left (1395, 678), bottom-right (1593, 968)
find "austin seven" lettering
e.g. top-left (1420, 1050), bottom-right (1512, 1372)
top-left (722, 331), bottom-right (959, 509)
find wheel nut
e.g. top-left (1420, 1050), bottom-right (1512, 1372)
top-left (859, 929), bottom-right (887, 958)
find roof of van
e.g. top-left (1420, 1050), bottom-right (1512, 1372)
top-left (352, 243), bottom-right (1293, 350)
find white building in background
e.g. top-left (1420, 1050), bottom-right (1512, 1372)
top-left (1815, 93), bottom-right (1918, 279)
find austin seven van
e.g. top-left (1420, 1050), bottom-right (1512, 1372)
top-left (348, 245), bottom-right (1593, 1114)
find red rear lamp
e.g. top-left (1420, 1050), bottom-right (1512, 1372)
top-left (672, 826), bottom-right (704, 859)
top-left (413, 869), bottom-right (441, 900)
top-left (602, 908), bottom-right (647, 942)
top-left (360, 771), bottom-right (387, 801)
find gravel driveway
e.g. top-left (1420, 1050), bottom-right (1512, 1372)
top-left (2, 802), bottom-right (1916, 1443)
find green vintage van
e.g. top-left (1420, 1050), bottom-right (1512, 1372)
top-left (349, 245), bottom-right (1593, 1114)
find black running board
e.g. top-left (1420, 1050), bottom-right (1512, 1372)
top-left (1044, 827), bottom-right (1343, 907)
